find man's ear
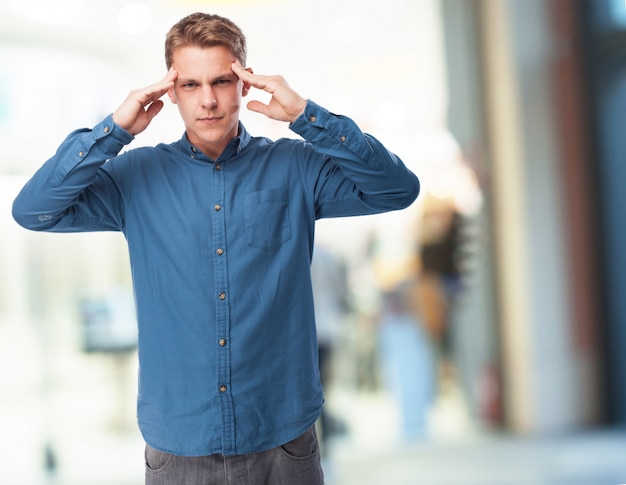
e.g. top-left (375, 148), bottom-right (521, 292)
top-left (242, 67), bottom-right (253, 97)
top-left (167, 87), bottom-right (177, 105)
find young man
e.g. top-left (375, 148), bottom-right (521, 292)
top-left (13, 12), bottom-right (419, 485)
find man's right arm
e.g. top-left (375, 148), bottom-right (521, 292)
top-left (12, 69), bottom-right (176, 232)
top-left (12, 116), bottom-right (133, 232)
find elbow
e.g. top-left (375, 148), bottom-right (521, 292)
top-left (12, 199), bottom-right (29, 229)
top-left (406, 172), bottom-right (420, 206)
top-left (364, 172), bottom-right (420, 213)
top-left (12, 205), bottom-right (34, 231)
top-left (12, 199), bottom-right (52, 231)
top-left (395, 172), bottom-right (420, 210)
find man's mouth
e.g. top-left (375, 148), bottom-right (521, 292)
top-left (200, 116), bottom-right (222, 124)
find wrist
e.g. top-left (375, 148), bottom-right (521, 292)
top-left (104, 114), bottom-right (134, 144)
top-left (289, 99), bottom-right (307, 123)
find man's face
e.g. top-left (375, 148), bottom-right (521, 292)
top-left (168, 45), bottom-right (250, 160)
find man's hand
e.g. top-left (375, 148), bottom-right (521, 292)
top-left (112, 68), bottom-right (178, 136)
top-left (231, 62), bottom-right (306, 123)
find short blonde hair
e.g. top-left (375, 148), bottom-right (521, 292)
top-left (165, 13), bottom-right (247, 69)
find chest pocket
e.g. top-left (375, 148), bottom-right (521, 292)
top-left (244, 188), bottom-right (293, 250)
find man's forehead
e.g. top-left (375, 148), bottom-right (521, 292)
top-left (171, 45), bottom-right (236, 64)
top-left (172, 47), bottom-right (237, 77)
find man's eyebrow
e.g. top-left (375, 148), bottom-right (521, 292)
top-left (212, 72), bottom-right (238, 82)
top-left (176, 77), bottom-right (197, 83)
top-left (176, 73), bottom-right (238, 84)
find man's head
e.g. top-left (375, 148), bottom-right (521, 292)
top-left (165, 13), bottom-right (252, 160)
top-left (165, 12), bottom-right (247, 69)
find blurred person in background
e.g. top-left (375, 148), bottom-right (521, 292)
top-left (377, 285), bottom-right (434, 442)
top-left (11, 11), bottom-right (419, 485)
top-left (416, 194), bottom-right (464, 372)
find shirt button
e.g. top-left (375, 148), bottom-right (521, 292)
top-left (216, 248), bottom-right (224, 256)
top-left (220, 385), bottom-right (227, 393)
top-left (78, 151), bottom-right (84, 157)
top-left (309, 115), bottom-right (317, 123)
top-left (340, 135), bottom-right (346, 142)
top-left (214, 204), bottom-right (221, 211)
top-left (215, 164), bottom-right (221, 171)
top-left (104, 127), bottom-right (110, 134)
top-left (219, 292), bottom-right (226, 300)
top-left (219, 338), bottom-right (227, 347)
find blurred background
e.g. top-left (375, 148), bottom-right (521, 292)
top-left (3, 0), bottom-right (626, 483)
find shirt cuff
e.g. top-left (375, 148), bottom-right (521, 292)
top-left (290, 100), bottom-right (327, 133)
top-left (96, 114), bottom-right (134, 146)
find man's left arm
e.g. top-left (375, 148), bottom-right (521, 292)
top-left (231, 63), bottom-right (420, 215)
top-left (289, 100), bottom-right (419, 215)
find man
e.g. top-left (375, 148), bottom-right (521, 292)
top-left (13, 12), bottom-right (419, 485)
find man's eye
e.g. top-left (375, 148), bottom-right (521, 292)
top-left (215, 79), bottom-right (230, 86)
top-left (182, 83), bottom-right (196, 88)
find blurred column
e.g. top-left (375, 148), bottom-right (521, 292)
top-left (479, 0), bottom-right (585, 433)
top-left (580, 0), bottom-right (626, 425)
top-left (548, 0), bottom-right (605, 425)
top-left (440, 0), bottom-right (502, 426)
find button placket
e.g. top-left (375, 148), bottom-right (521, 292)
top-left (210, 154), bottom-right (236, 453)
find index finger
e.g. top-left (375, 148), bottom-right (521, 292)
top-left (231, 61), bottom-right (247, 79)
top-left (140, 68), bottom-right (178, 104)
top-left (164, 67), bottom-right (178, 83)
top-left (231, 61), bottom-right (267, 89)
top-left (231, 62), bottom-right (252, 83)
top-left (157, 67), bottom-right (177, 92)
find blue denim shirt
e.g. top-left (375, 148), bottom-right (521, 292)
top-left (13, 100), bottom-right (419, 456)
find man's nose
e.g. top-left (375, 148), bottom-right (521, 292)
top-left (202, 87), bottom-right (217, 109)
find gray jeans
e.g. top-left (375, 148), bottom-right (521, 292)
top-left (145, 425), bottom-right (324, 485)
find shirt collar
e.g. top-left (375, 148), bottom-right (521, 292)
top-left (181, 122), bottom-right (251, 162)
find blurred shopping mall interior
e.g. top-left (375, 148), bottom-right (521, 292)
top-left (3, 0), bottom-right (626, 483)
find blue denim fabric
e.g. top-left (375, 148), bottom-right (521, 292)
top-left (13, 100), bottom-right (419, 456)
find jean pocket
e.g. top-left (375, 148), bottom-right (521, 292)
top-left (145, 444), bottom-right (173, 473)
top-left (244, 189), bottom-right (292, 250)
top-left (279, 426), bottom-right (320, 460)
